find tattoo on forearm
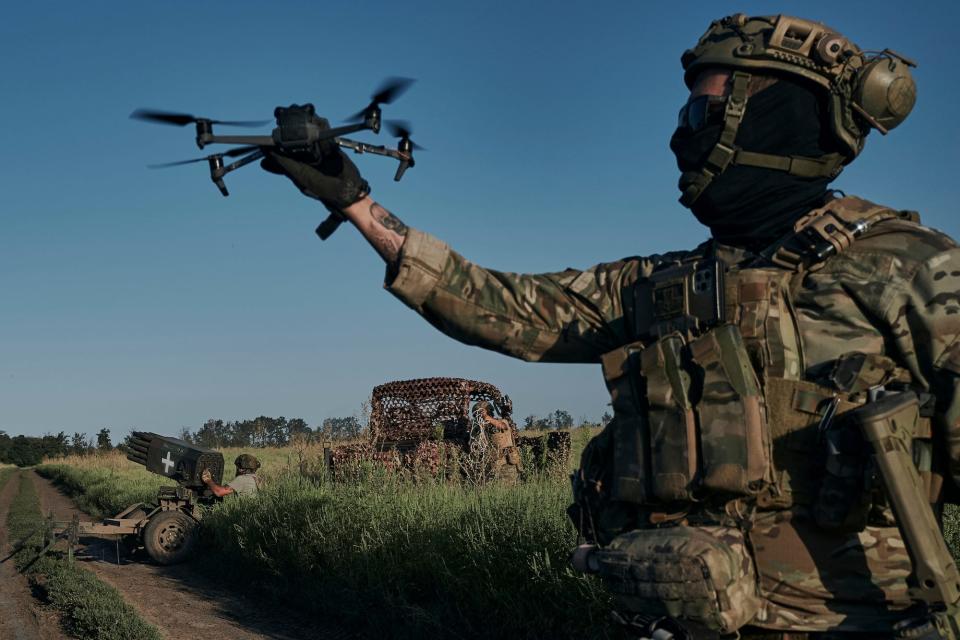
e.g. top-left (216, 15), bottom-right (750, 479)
top-left (370, 203), bottom-right (408, 236)
top-left (364, 202), bottom-right (407, 266)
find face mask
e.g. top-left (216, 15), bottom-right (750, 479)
top-left (669, 77), bottom-right (839, 250)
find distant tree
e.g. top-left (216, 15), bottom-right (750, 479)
top-left (323, 417), bottom-right (362, 440)
top-left (551, 410), bottom-right (573, 430)
top-left (96, 428), bottom-right (112, 451)
top-left (71, 432), bottom-right (90, 456)
top-left (285, 418), bottom-right (311, 444)
top-left (193, 419), bottom-right (225, 448)
top-left (8, 436), bottom-right (43, 466)
top-left (600, 411), bottom-right (613, 427)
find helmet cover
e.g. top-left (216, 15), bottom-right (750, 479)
top-left (234, 453), bottom-right (261, 472)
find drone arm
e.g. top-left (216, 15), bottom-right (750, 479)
top-left (336, 137), bottom-right (414, 183)
top-left (208, 149), bottom-right (266, 197)
top-left (202, 134), bottom-right (276, 148)
top-left (221, 149), bottom-right (265, 174)
top-left (322, 123), bottom-right (372, 139)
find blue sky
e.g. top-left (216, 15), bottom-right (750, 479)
top-left (2, 1), bottom-right (958, 438)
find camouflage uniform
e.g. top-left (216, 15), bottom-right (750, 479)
top-left (226, 473), bottom-right (260, 496)
top-left (385, 195), bottom-right (960, 633)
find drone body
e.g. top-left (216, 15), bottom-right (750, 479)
top-left (132, 78), bottom-right (420, 202)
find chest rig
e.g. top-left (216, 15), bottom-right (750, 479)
top-left (599, 197), bottom-right (919, 518)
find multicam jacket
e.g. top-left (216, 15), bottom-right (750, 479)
top-left (385, 196), bottom-right (960, 632)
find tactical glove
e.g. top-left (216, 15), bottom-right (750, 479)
top-left (261, 147), bottom-right (370, 212)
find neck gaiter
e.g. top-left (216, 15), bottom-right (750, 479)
top-left (669, 77), bottom-right (841, 251)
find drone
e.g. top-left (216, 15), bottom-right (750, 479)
top-left (132, 78), bottom-right (422, 239)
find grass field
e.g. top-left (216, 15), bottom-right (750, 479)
top-left (38, 429), bottom-right (621, 639)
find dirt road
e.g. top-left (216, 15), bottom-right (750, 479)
top-left (0, 470), bottom-right (68, 640)
top-left (21, 471), bottom-right (351, 640)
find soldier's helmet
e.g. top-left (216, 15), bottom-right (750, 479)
top-left (234, 453), bottom-right (261, 472)
top-left (683, 14), bottom-right (916, 161)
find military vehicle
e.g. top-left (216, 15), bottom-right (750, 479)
top-left (325, 377), bottom-right (517, 478)
top-left (324, 377), bottom-right (572, 480)
top-left (49, 432), bottom-right (224, 565)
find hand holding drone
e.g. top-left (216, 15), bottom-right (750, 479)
top-left (132, 78), bottom-right (422, 239)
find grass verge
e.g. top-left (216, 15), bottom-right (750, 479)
top-left (6, 471), bottom-right (161, 640)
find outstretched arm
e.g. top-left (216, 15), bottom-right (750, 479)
top-left (262, 150), bottom-right (657, 363)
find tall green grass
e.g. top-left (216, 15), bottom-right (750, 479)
top-left (201, 473), bottom-right (615, 638)
top-left (6, 471), bottom-right (161, 640)
top-left (38, 441), bottom-right (620, 639)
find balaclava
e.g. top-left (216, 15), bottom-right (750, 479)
top-left (670, 75), bottom-right (842, 251)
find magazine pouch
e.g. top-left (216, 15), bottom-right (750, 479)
top-left (688, 324), bottom-right (771, 495)
top-left (601, 342), bottom-right (651, 504)
top-left (639, 333), bottom-right (698, 502)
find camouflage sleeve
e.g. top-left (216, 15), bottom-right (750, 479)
top-left (385, 229), bottom-right (650, 363)
top-left (886, 243), bottom-right (960, 485)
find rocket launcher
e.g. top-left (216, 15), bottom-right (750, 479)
top-left (125, 432), bottom-right (224, 489)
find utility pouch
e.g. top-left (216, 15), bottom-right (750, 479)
top-left (601, 342), bottom-right (651, 504)
top-left (640, 333), bottom-right (698, 502)
top-left (593, 525), bottom-right (761, 634)
top-left (813, 424), bottom-right (873, 532)
top-left (689, 324), bottom-right (771, 495)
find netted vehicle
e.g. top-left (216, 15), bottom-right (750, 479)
top-left (325, 377), bottom-right (521, 480)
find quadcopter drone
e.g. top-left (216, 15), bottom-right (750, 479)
top-left (132, 78), bottom-right (421, 239)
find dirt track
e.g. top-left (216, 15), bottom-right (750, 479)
top-left (0, 470), bottom-right (68, 640)
top-left (6, 470), bottom-right (352, 640)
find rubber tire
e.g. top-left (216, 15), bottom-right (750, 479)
top-left (142, 510), bottom-right (198, 565)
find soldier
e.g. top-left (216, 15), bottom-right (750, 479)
top-left (262, 14), bottom-right (959, 638)
top-left (201, 453), bottom-right (261, 497)
top-left (471, 400), bottom-right (521, 482)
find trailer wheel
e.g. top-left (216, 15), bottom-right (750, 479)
top-left (142, 511), bottom-right (198, 565)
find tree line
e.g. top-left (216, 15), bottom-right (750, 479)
top-left (1, 407), bottom-right (602, 466)
top-left (0, 428), bottom-right (113, 466)
top-left (177, 416), bottom-right (364, 449)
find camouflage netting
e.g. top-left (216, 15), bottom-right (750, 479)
top-left (326, 440), bottom-right (459, 479)
top-left (327, 377), bottom-right (519, 479)
top-left (370, 377), bottom-right (517, 444)
top-left (517, 431), bottom-right (572, 472)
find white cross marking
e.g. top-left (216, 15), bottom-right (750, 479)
top-left (161, 451), bottom-right (175, 474)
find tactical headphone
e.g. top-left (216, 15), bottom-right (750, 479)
top-left (677, 14), bottom-right (916, 206)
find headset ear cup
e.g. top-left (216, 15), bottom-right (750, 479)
top-left (853, 57), bottom-right (917, 133)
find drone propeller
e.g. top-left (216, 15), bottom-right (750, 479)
top-left (386, 120), bottom-right (425, 150)
top-left (148, 145), bottom-right (260, 169)
top-left (346, 77), bottom-right (415, 122)
top-left (131, 109), bottom-right (269, 128)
